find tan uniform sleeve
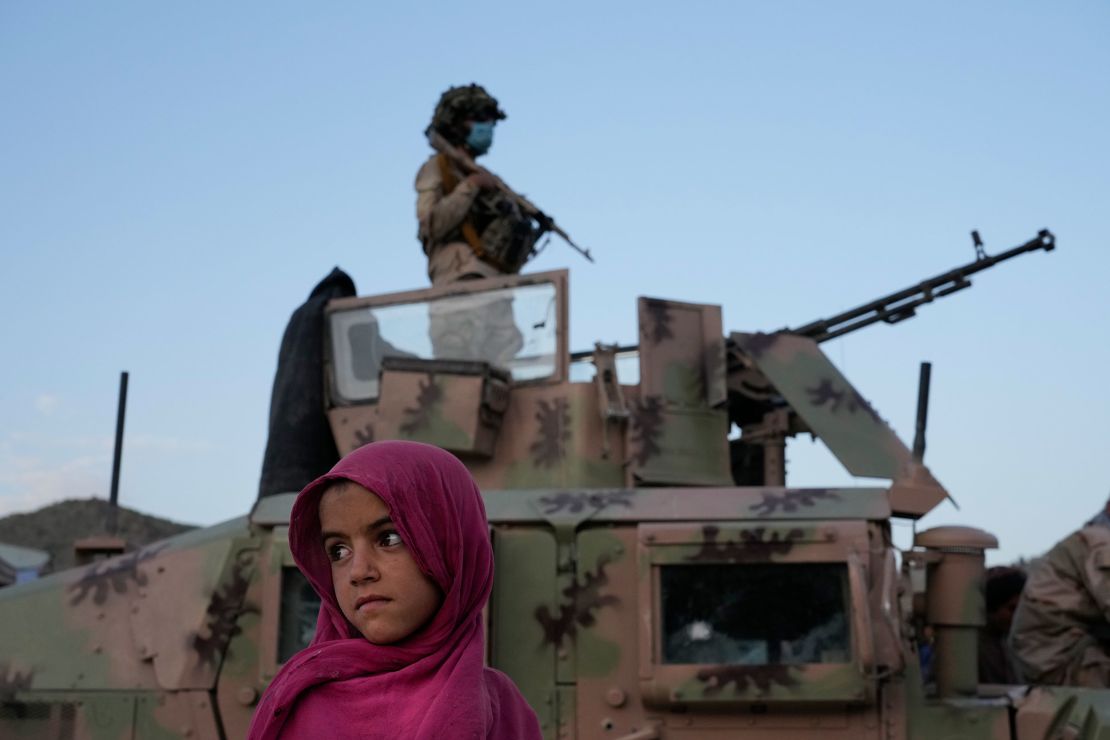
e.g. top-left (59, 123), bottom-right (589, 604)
top-left (415, 156), bottom-right (480, 248)
top-left (1011, 528), bottom-right (1110, 685)
top-left (1079, 526), bottom-right (1110, 622)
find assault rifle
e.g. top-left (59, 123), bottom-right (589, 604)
top-left (426, 129), bottom-right (594, 264)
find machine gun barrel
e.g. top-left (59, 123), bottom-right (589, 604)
top-left (571, 230), bottom-right (1054, 363)
top-left (787, 229), bottom-right (1055, 343)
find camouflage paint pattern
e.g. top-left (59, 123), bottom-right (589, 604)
top-left (631, 297), bottom-right (731, 487)
top-left (731, 331), bottom-right (910, 480)
top-left (3, 266), bottom-right (1096, 739)
top-left (0, 516), bottom-right (269, 738)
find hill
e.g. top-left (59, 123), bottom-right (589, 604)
top-left (0, 498), bottom-right (196, 573)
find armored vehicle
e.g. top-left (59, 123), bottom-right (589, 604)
top-left (6, 230), bottom-right (1105, 739)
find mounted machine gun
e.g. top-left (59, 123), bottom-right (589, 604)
top-left (727, 229), bottom-right (1055, 490)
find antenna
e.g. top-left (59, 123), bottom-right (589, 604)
top-left (107, 371), bottom-right (129, 536)
top-left (75, 371), bottom-right (129, 564)
top-left (912, 362), bottom-right (931, 462)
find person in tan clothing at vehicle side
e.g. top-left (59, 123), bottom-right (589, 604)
top-left (1010, 495), bottom-right (1110, 687)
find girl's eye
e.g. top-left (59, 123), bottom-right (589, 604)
top-left (379, 531), bottom-right (403, 548)
top-left (327, 543), bottom-right (350, 561)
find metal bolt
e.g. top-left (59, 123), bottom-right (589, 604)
top-left (605, 687), bottom-right (626, 707)
top-left (237, 687), bottom-right (259, 706)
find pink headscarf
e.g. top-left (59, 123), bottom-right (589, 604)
top-left (248, 441), bottom-right (541, 740)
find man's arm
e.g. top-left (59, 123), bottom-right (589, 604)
top-left (426, 131), bottom-right (593, 263)
top-left (415, 157), bottom-right (482, 247)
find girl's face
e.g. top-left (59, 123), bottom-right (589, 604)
top-left (319, 482), bottom-right (443, 645)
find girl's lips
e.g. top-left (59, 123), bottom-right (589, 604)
top-left (356, 595), bottom-right (391, 611)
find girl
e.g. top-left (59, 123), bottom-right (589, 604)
top-left (248, 440), bottom-right (542, 739)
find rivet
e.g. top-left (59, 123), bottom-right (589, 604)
top-left (237, 687), bottom-right (259, 706)
top-left (605, 687), bottom-right (626, 707)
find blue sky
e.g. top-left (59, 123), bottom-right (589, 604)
top-left (1, 1), bottom-right (1107, 563)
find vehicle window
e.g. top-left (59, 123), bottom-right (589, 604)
top-left (278, 567), bottom-right (320, 663)
top-left (661, 563), bottom-right (850, 665)
top-left (330, 282), bottom-right (559, 404)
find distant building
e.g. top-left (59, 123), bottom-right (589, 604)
top-left (0, 541), bottom-right (51, 587)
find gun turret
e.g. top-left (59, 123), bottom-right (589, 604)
top-left (786, 229), bottom-right (1055, 342)
top-left (724, 229), bottom-right (1055, 490)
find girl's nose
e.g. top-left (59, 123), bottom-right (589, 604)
top-left (349, 550), bottom-right (380, 584)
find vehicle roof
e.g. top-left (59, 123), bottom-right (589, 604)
top-left (250, 486), bottom-right (891, 528)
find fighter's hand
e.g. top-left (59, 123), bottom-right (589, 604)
top-left (466, 172), bottom-right (498, 190)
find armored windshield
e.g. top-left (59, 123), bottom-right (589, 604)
top-left (329, 281), bottom-right (559, 404)
top-left (661, 563), bottom-right (850, 665)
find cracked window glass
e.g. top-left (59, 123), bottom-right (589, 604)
top-left (661, 563), bottom-right (850, 665)
top-left (278, 566), bottom-right (321, 663)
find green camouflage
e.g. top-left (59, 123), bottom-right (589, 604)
top-left (6, 253), bottom-right (1103, 739)
top-left (731, 330), bottom-right (911, 480)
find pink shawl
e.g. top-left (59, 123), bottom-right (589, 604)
top-left (248, 441), bottom-right (541, 740)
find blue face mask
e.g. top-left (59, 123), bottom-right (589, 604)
top-left (466, 122), bottom-right (494, 155)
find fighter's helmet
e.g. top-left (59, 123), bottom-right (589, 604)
top-left (428, 84), bottom-right (507, 145)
